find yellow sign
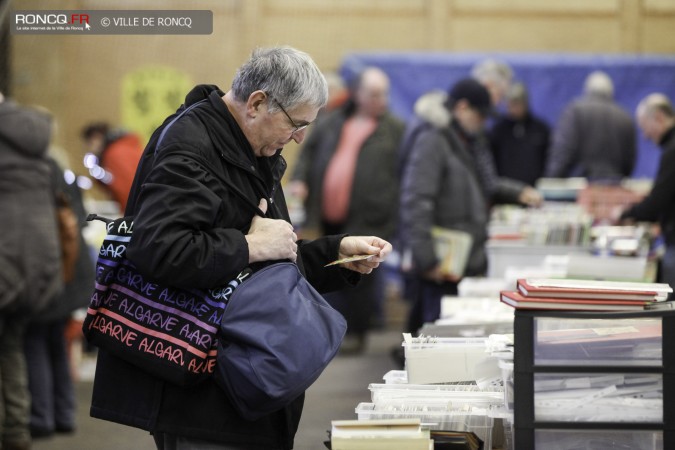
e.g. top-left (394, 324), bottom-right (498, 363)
top-left (121, 66), bottom-right (193, 144)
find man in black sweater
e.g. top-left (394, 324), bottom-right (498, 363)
top-left (490, 82), bottom-right (550, 186)
top-left (621, 94), bottom-right (675, 288)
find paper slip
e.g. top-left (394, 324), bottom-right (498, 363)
top-left (324, 254), bottom-right (373, 267)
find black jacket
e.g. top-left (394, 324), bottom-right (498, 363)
top-left (621, 126), bottom-right (675, 246)
top-left (90, 85), bottom-right (355, 449)
top-left (489, 112), bottom-right (550, 186)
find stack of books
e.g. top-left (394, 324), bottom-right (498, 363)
top-left (330, 418), bottom-right (433, 450)
top-left (430, 430), bottom-right (484, 450)
top-left (431, 227), bottom-right (473, 278)
top-left (500, 278), bottom-right (672, 312)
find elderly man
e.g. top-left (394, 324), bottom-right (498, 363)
top-left (545, 71), bottom-right (637, 179)
top-left (89, 47), bottom-right (392, 450)
top-left (291, 66), bottom-right (404, 353)
top-left (621, 94), bottom-right (675, 288)
top-left (471, 58), bottom-right (514, 108)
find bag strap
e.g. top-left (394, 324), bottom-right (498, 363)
top-left (155, 99), bottom-right (266, 218)
top-left (155, 99), bottom-right (208, 153)
top-left (86, 213), bottom-right (113, 225)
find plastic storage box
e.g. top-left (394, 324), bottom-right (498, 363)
top-left (355, 402), bottom-right (494, 448)
top-left (368, 383), bottom-right (503, 406)
top-left (418, 296), bottom-right (514, 338)
top-left (533, 372), bottom-right (663, 423)
top-left (533, 316), bottom-right (663, 367)
top-left (513, 309), bottom-right (675, 450)
top-left (499, 360), bottom-right (514, 411)
top-left (486, 241), bottom-right (587, 278)
top-left (403, 337), bottom-right (492, 384)
top-left (534, 429), bottom-right (663, 450)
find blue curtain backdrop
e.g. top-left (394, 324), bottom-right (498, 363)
top-left (339, 52), bottom-right (675, 179)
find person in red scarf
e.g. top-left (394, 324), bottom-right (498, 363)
top-left (292, 67), bottom-right (404, 353)
top-left (81, 123), bottom-right (143, 213)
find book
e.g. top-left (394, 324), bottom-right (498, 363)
top-left (430, 430), bottom-right (484, 450)
top-left (331, 418), bottom-right (432, 450)
top-left (517, 278), bottom-right (672, 301)
top-left (500, 291), bottom-right (650, 312)
top-left (432, 227), bottom-right (473, 278)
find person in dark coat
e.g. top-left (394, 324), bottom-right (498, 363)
top-left (490, 82), bottom-right (550, 186)
top-left (89, 47), bottom-right (392, 450)
top-left (24, 157), bottom-right (94, 438)
top-left (545, 71), bottom-right (637, 180)
top-left (400, 79), bottom-right (492, 335)
top-left (396, 82), bottom-right (541, 338)
top-left (620, 94), bottom-right (675, 289)
top-left (0, 95), bottom-right (61, 450)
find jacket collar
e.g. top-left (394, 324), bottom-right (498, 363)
top-left (660, 125), bottom-right (675, 149)
top-left (182, 86), bottom-right (286, 182)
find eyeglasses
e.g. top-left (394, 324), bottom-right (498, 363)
top-left (271, 97), bottom-right (310, 135)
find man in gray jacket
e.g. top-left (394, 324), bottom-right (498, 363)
top-left (0, 94), bottom-right (61, 450)
top-left (545, 71), bottom-right (637, 179)
top-left (400, 79), bottom-right (494, 333)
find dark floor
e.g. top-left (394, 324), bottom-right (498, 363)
top-left (32, 330), bottom-right (403, 450)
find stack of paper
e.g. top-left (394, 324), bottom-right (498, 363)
top-left (500, 278), bottom-right (673, 312)
top-left (331, 418), bottom-right (433, 450)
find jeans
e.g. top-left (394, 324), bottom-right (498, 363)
top-left (24, 318), bottom-right (76, 433)
top-left (0, 315), bottom-right (31, 445)
top-left (405, 277), bottom-right (458, 334)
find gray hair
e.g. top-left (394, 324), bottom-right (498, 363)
top-left (506, 82), bottom-right (529, 104)
top-left (231, 46), bottom-right (328, 113)
top-left (471, 59), bottom-right (513, 90)
top-left (584, 71), bottom-right (614, 99)
top-left (637, 93), bottom-right (674, 119)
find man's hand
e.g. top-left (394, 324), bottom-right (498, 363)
top-left (337, 236), bottom-right (392, 274)
top-left (423, 265), bottom-right (460, 283)
top-left (519, 186), bottom-right (543, 207)
top-left (245, 199), bottom-right (298, 263)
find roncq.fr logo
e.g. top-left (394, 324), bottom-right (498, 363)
top-left (15, 13), bottom-right (90, 27)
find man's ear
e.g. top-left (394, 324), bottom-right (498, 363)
top-left (246, 90), bottom-right (267, 117)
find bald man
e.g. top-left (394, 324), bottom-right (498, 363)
top-left (621, 94), bottom-right (675, 288)
top-left (471, 58), bottom-right (514, 108)
top-left (292, 66), bottom-right (404, 353)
